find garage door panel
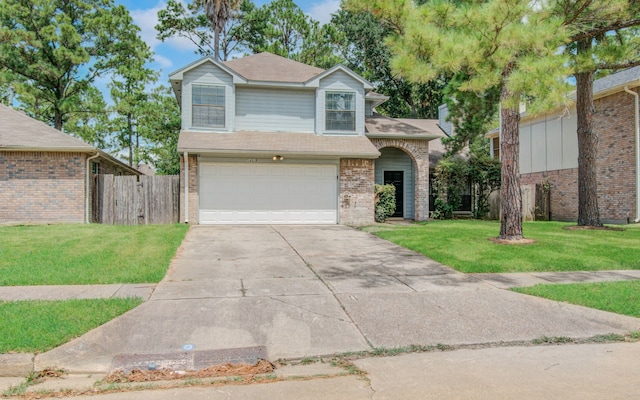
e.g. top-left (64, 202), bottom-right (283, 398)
top-left (199, 163), bottom-right (338, 224)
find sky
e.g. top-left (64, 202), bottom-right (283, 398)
top-left (112, 0), bottom-right (341, 89)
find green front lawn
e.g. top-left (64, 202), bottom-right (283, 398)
top-left (0, 224), bottom-right (189, 286)
top-left (368, 220), bottom-right (640, 273)
top-left (515, 281), bottom-right (640, 318)
top-left (0, 298), bottom-right (143, 353)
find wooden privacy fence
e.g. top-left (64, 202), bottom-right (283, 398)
top-left (92, 174), bottom-right (180, 225)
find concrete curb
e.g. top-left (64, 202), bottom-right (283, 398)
top-left (0, 353), bottom-right (33, 377)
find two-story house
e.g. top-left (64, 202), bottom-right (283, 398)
top-left (170, 52), bottom-right (443, 225)
top-left (487, 66), bottom-right (640, 224)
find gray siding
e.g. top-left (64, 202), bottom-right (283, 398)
top-left (182, 63), bottom-right (235, 131)
top-left (375, 147), bottom-right (415, 219)
top-left (316, 70), bottom-right (365, 135)
top-left (519, 111), bottom-right (579, 174)
top-left (235, 87), bottom-right (315, 132)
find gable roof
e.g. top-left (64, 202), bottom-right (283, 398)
top-left (305, 64), bottom-right (374, 89)
top-left (0, 104), bottom-right (141, 175)
top-left (0, 104), bottom-right (94, 151)
top-left (223, 52), bottom-right (324, 83)
top-left (365, 114), bottom-right (445, 140)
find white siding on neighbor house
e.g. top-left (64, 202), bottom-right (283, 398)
top-left (531, 121), bottom-right (546, 172)
top-left (182, 63), bottom-right (235, 131)
top-left (520, 123), bottom-right (532, 173)
top-left (235, 87), bottom-right (315, 132)
top-left (375, 147), bottom-right (415, 219)
top-left (365, 101), bottom-right (373, 117)
top-left (316, 70), bottom-right (365, 135)
top-left (519, 111), bottom-right (579, 174)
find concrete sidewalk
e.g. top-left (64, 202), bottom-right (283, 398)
top-left (0, 284), bottom-right (155, 302)
top-left (2, 341), bottom-right (640, 399)
top-left (21, 225), bottom-right (639, 376)
top-left (1, 271), bottom-right (639, 302)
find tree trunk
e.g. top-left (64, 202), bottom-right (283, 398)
top-left (499, 67), bottom-right (523, 240)
top-left (128, 113), bottom-right (133, 167)
top-left (575, 47), bottom-right (602, 226)
top-left (54, 109), bottom-right (63, 131)
top-left (214, 30), bottom-right (220, 61)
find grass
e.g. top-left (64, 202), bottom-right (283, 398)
top-left (0, 224), bottom-right (189, 286)
top-left (514, 280), bottom-right (640, 318)
top-left (0, 298), bottom-right (143, 353)
top-left (368, 220), bottom-right (640, 273)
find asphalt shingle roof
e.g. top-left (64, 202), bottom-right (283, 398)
top-left (593, 66), bottom-right (640, 95)
top-left (223, 52), bottom-right (325, 83)
top-left (0, 104), bottom-right (93, 150)
top-left (178, 130), bottom-right (380, 158)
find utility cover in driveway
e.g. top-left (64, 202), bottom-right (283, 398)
top-left (199, 163), bottom-right (337, 224)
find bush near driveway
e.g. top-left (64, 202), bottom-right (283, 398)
top-left (368, 220), bottom-right (640, 273)
top-left (0, 224), bottom-right (189, 286)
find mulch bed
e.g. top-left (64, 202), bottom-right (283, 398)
top-left (105, 359), bottom-right (275, 383)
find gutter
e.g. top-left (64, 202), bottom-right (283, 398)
top-left (624, 85), bottom-right (640, 223)
top-left (184, 152), bottom-right (189, 224)
top-left (85, 152), bottom-right (100, 224)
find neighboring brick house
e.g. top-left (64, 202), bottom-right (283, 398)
top-left (0, 104), bottom-right (142, 224)
top-left (487, 66), bottom-right (640, 223)
top-left (170, 52), bottom-right (444, 225)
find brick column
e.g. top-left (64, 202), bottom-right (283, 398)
top-left (180, 154), bottom-right (198, 223)
top-left (339, 159), bottom-right (375, 226)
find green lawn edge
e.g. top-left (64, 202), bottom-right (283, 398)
top-left (367, 220), bottom-right (640, 273)
top-left (0, 224), bottom-right (189, 286)
top-left (0, 298), bottom-right (143, 353)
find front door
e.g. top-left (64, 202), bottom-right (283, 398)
top-left (384, 171), bottom-right (404, 218)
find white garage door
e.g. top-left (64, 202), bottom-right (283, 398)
top-left (199, 163), bottom-right (338, 224)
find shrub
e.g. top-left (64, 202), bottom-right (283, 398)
top-left (374, 184), bottom-right (396, 222)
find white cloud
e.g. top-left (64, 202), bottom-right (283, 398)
top-left (129, 1), bottom-right (198, 54)
top-left (154, 54), bottom-right (174, 69)
top-left (308, 0), bottom-right (340, 25)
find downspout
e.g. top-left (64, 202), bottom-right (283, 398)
top-left (623, 85), bottom-right (640, 222)
top-left (184, 152), bottom-right (189, 224)
top-left (85, 152), bottom-right (100, 224)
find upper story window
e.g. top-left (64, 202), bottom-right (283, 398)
top-left (326, 91), bottom-right (355, 132)
top-left (192, 85), bottom-right (225, 128)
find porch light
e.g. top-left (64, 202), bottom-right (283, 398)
top-left (272, 155), bottom-right (284, 161)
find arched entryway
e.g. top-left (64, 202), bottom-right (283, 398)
top-left (375, 147), bottom-right (415, 219)
top-left (369, 138), bottom-right (430, 221)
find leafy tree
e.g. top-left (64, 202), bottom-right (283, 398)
top-left (441, 74), bottom-right (501, 157)
top-left (109, 35), bottom-right (158, 166)
top-left (156, 0), bottom-right (257, 61)
top-left (351, 0), bottom-right (570, 240)
top-left (0, 0), bottom-right (149, 135)
top-left (332, 8), bottom-right (446, 118)
top-left (554, 0), bottom-right (640, 227)
top-left (193, 0), bottom-right (241, 60)
top-left (136, 86), bottom-right (182, 175)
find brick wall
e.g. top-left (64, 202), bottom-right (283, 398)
top-left (179, 154), bottom-right (199, 223)
top-left (521, 169), bottom-right (578, 221)
top-left (521, 87), bottom-right (638, 223)
top-left (96, 157), bottom-right (136, 176)
top-left (0, 151), bottom-right (86, 224)
top-left (339, 158), bottom-right (374, 226)
top-left (369, 138), bottom-right (430, 221)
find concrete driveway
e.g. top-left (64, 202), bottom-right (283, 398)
top-left (35, 225), bottom-right (640, 373)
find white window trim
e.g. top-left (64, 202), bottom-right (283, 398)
top-left (192, 84), bottom-right (226, 129)
top-left (325, 90), bottom-right (356, 133)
